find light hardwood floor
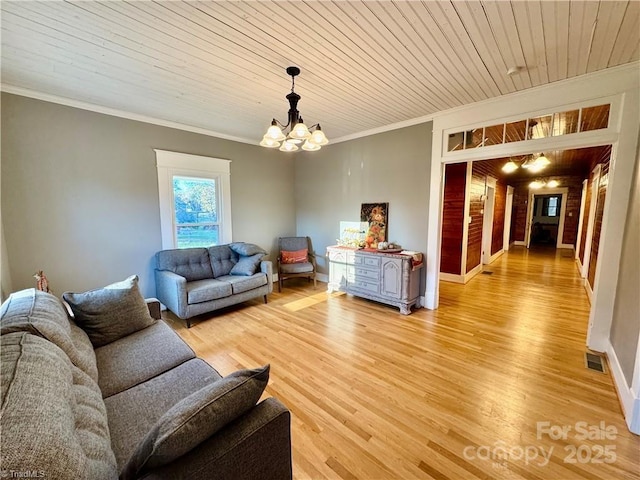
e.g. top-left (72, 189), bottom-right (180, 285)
top-left (165, 246), bottom-right (640, 480)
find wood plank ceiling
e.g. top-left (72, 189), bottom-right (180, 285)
top-left (1, 1), bottom-right (638, 144)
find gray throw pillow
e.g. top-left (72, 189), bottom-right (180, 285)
top-left (62, 275), bottom-right (155, 347)
top-left (229, 253), bottom-right (264, 276)
top-left (121, 365), bottom-right (270, 480)
top-left (229, 242), bottom-right (267, 257)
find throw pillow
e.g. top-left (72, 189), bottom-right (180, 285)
top-left (281, 248), bottom-right (308, 264)
top-left (62, 275), bottom-right (156, 348)
top-left (229, 242), bottom-right (267, 257)
top-left (230, 253), bottom-right (264, 276)
top-left (121, 365), bottom-right (270, 480)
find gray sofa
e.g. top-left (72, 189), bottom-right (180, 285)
top-left (155, 243), bottom-right (273, 327)
top-left (0, 287), bottom-right (292, 480)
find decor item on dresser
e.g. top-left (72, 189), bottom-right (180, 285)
top-left (277, 236), bottom-right (317, 292)
top-left (0, 283), bottom-right (292, 479)
top-left (155, 242), bottom-right (273, 328)
top-left (360, 202), bottom-right (388, 249)
top-left (327, 246), bottom-right (424, 315)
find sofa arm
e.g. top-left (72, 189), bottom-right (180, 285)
top-left (260, 260), bottom-right (274, 294)
top-left (139, 397), bottom-right (292, 480)
top-left (145, 298), bottom-right (162, 320)
top-left (154, 270), bottom-right (188, 319)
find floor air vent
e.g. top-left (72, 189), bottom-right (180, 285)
top-left (585, 352), bottom-right (606, 373)
top-left (482, 271), bottom-right (493, 275)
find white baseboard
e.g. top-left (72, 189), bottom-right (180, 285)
top-left (513, 241), bottom-right (526, 246)
top-left (464, 264), bottom-right (483, 283)
top-left (605, 341), bottom-right (640, 434)
top-left (576, 258), bottom-right (584, 275)
top-left (559, 243), bottom-right (575, 250)
top-left (585, 279), bottom-right (593, 302)
top-left (488, 249), bottom-right (504, 264)
top-left (440, 272), bottom-right (464, 283)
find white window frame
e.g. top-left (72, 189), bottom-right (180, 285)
top-left (155, 149), bottom-right (232, 250)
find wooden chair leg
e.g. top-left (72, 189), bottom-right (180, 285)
top-left (278, 276), bottom-right (282, 292)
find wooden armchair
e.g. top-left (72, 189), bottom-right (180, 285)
top-left (277, 236), bottom-right (317, 292)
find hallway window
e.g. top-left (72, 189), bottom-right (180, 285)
top-left (544, 196), bottom-right (559, 217)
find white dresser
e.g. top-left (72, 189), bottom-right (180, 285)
top-left (326, 246), bottom-right (423, 315)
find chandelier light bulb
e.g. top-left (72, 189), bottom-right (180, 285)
top-left (279, 140), bottom-right (299, 152)
top-left (534, 153), bottom-right (550, 167)
top-left (266, 122), bottom-right (286, 141)
top-left (547, 180), bottom-right (560, 188)
top-left (259, 137), bottom-right (280, 148)
top-left (529, 180), bottom-right (545, 189)
top-left (502, 160), bottom-right (518, 173)
top-left (302, 140), bottom-right (321, 151)
top-left (289, 121), bottom-right (311, 140)
top-left (310, 126), bottom-right (329, 146)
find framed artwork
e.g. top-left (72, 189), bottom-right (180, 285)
top-left (360, 202), bottom-right (388, 248)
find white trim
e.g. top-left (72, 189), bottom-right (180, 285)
top-left (316, 272), bottom-right (329, 284)
top-left (606, 341), bottom-right (640, 434)
top-left (439, 272), bottom-right (464, 284)
top-left (504, 186), bottom-right (514, 252)
top-left (464, 264), bottom-right (483, 283)
top-left (585, 279), bottom-right (593, 302)
top-left (155, 150), bottom-right (232, 250)
top-left (581, 165), bottom-right (602, 278)
top-left (1, 84), bottom-right (258, 146)
top-left (576, 258), bottom-right (584, 275)
top-left (559, 244), bottom-right (574, 250)
top-left (513, 240), bottom-right (526, 246)
top-left (481, 179), bottom-right (496, 264)
top-left (488, 249), bottom-right (504, 264)
top-left (575, 179), bottom-right (588, 260)
top-left (331, 113), bottom-right (434, 145)
top-left (460, 162), bottom-right (473, 275)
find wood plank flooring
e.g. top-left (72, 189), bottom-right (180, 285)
top-left (165, 245), bottom-right (640, 480)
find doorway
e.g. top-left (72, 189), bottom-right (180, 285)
top-left (481, 177), bottom-right (496, 264)
top-left (524, 188), bottom-right (569, 249)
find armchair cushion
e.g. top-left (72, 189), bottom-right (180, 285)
top-left (279, 262), bottom-right (314, 274)
top-left (62, 275), bottom-right (156, 348)
top-left (281, 249), bottom-right (308, 264)
top-left (230, 253), bottom-right (265, 276)
top-left (121, 365), bottom-right (270, 479)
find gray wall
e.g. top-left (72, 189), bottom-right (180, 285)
top-left (294, 122), bottom-right (432, 293)
top-left (610, 135), bottom-right (640, 385)
top-left (1, 93), bottom-right (296, 297)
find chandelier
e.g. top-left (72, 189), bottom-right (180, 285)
top-left (260, 66), bottom-right (329, 152)
top-left (502, 153), bottom-right (550, 173)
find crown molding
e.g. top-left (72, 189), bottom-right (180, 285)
top-left (0, 84), bottom-right (259, 146)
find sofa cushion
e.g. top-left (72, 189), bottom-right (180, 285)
top-left (105, 358), bottom-right (222, 472)
top-left (229, 242), bottom-right (267, 257)
top-left (230, 253), bottom-right (265, 276)
top-left (95, 320), bottom-right (196, 398)
top-left (208, 245), bottom-right (239, 277)
top-left (1, 288), bottom-right (99, 383)
top-left (279, 261), bottom-right (315, 274)
top-left (1, 332), bottom-right (118, 479)
top-left (63, 275), bottom-right (156, 348)
top-left (216, 274), bottom-right (268, 295)
top-left (156, 248), bottom-right (214, 281)
top-left (121, 365), bottom-right (270, 480)
top-left (187, 279), bottom-right (232, 304)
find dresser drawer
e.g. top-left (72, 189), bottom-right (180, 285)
top-left (354, 267), bottom-right (379, 281)
top-left (349, 279), bottom-right (379, 294)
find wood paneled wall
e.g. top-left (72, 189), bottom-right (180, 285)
top-left (466, 159), bottom-right (508, 273)
top-left (440, 163), bottom-right (467, 275)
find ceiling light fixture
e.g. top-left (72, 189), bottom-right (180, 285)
top-left (529, 180), bottom-right (546, 189)
top-left (260, 66), bottom-right (329, 152)
top-left (503, 152), bottom-right (551, 174)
